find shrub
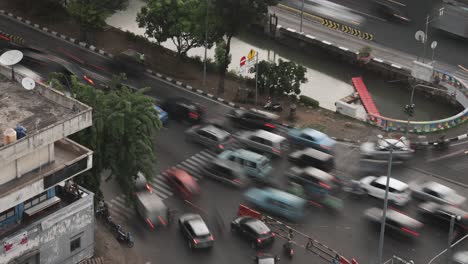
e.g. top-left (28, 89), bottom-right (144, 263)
top-left (299, 95), bottom-right (319, 108)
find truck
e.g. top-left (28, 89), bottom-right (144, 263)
top-left (432, 4), bottom-right (468, 39)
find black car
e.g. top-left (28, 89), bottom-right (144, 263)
top-left (231, 216), bottom-right (275, 248)
top-left (162, 97), bottom-right (204, 124)
top-left (179, 213), bottom-right (214, 249)
top-left (418, 202), bottom-right (468, 232)
top-left (227, 108), bottom-right (279, 132)
top-left (373, 0), bottom-right (411, 23)
top-left (254, 253), bottom-right (280, 264)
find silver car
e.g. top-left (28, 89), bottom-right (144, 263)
top-left (453, 251), bottom-right (468, 264)
top-left (411, 181), bottom-right (466, 206)
top-left (360, 138), bottom-right (414, 160)
top-left (364, 207), bottom-right (423, 237)
top-left (235, 129), bottom-right (288, 157)
top-left (185, 124), bottom-right (233, 152)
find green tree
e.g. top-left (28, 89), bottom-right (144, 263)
top-left (49, 74), bottom-right (161, 200)
top-left (66, 0), bottom-right (129, 42)
top-left (137, 0), bottom-right (222, 57)
top-left (213, 0), bottom-right (278, 95)
top-left (257, 59), bottom-right (307, 99)
top-left (214, 40), bottom-right (231, 72)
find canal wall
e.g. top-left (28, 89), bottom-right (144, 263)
top-left (260, 21), bottom-right (468, 133)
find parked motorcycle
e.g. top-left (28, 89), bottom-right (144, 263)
top-left (96, 200), bottom-right (109, 218)
top-left (283, 240), bottom-right (294, 259)
top-left (116, 225), bottom-right (135, 248)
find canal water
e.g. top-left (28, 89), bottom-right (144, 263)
top-left (106, 0), bottom-right (459, 120)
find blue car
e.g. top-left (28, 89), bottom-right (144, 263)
top-left (287, 128), bottom-right (336, 154)
top-left (217, 149), bottom-right (272, 181)
top-left (154, 105), bottom-right (169, 125)
top-left (244, 187), bottom-right (307, 221)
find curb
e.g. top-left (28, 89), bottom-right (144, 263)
top-left (0, 10), bottom-right (465, 146)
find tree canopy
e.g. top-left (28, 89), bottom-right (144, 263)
top-left (257, 59), bottom-right (308, 99)
top-left (213, 0), bottom-right (279, 94)
top-left (50, 74), bottom-right (161, 199)
top-left (137, 0), bottom-right (222, 57)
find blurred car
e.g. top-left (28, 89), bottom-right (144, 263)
top-left (453, 251), bottom-right (468, 264)
top-left (244, 187), bottom-right (307, 221)
top-left (185, 123), bottom-right (233, 152)
top-left (153, 105), bottom-right (169, 125)
top-left (178, 213), bottom-right (214, 249)
top-left (135, 171), bottom-right (151, 192)
top-left (285, 166), bottom-right (339, 197)
top-left (418, 202), bottom-right (468, 231)
top-left (360, 138), bottom-right (414, 160)
top-left (359, 176), bottom-right (411, 206)
top-left (218, 149), bottom-right (273, 181)
top-left (365, 207), bottom-right (423, 237)
top-left (305, 0), bottom-right (365, 26)
top-left (411, 181), bottom-right (466, 206)
top-left (236, 129), bottom-right (288, 157)
top-left (161, 97), bottom-right (204, 124)
top-left (163, 168), bottom-right (200, 200)
top-left (287, 128), bottom-right (336, 154)
top-left (227, 108), bottom-right (279, 132)
top-left (373, 0), bottom-right (411, 23)
top-left (254, 253), bottom-right (280, 264)
top-left (203, 159), bottom-right (249, 188)
top-left (288, 147), bottom-right (334, 172)
top-left (230, 216), bottom-right (275, 248)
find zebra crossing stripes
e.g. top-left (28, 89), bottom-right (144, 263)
top-left (107, 194), bottom-right (136, 224)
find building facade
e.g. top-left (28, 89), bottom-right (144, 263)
top-left (0, 66), bottom-right (94, 264)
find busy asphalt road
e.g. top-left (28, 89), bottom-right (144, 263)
top-left (281, 0), bottom-right (468, 68)
top-left (1, 11), bottom-right (467, 264)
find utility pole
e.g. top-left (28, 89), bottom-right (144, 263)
top-left (300, 0), bottom-right (305, 32)
top-left (255, 52), bottom-right (259, 106)
top-left (202, 0), bottom-right (209, 87)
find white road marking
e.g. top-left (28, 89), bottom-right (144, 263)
top-left (426, 149), bottom-right (467, 163)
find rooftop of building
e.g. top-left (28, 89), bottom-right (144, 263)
top-left (0, 74), bottom-right (74, 144)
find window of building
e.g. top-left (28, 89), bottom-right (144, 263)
top-left (70, 237), bottom-right (81, 252)
top-left (0, 207), bottom-right (16, 222)
top-left (23, 192), bottom-right (48, 210)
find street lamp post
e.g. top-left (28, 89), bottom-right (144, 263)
top-left (202, 0), bottom-right (209, 87)
top-left (300, 0), bottom-right (305, 32)
top-left (405, 83), bottom-right (455, 138)
top-left (417, 7), bottom-right (444, 62)
top-left (376, 135), bottom-right (405, 264)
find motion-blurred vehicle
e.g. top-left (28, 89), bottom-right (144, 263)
top-left (365, 207), bottom-right (423, 237)
top-left (162, 97), bottom-right (204, 124)
top-left (163, 168), bottom-right (200, 200)
top-left (411, 181), bottom-right (466, 206)
top-left (287, 128), bottom-right (336, 154)
top-left (231, 216), bottom-right (275, 248)
top-left (179, 213), bottom-right (214, 249)
top-left (185, 123), bottom-right (233, 152)
top-left (153, 105), bottom-right (169, 125)
top-left (360, 138), bottom-right (414, 160)
top-left (135, 191), bottom-right (168, 229)
top-left (203, 159), bottom-right (249, 188)
top-left (373, 0), bottom-right (411, 23)
top-left (359, 176), bottom-right (411, 206)
top-left (236, 129), bottom-right (288, 157)
top-left (432, 4), bottom-right (468, 39)
top-left (135, 171), bottom-right (152, 192)
top-left (418, 202), bottom-right (468, 231)
top-left (244, 187), bottom-right (307, 221)
top-left (227, 108), bottom-right (280, 132)
top-left (304, 0), bottom-right (365, 26)
top-left (218, 149), bottom-right (273, 181)
top-left (254, 253), bottom-right (280, 264)
top-left (285, 166), bottom-right (339, 197)
top-left (453, 251), bottom-right (468, 264)
top-left (288, 147), bottom-right (334, 172)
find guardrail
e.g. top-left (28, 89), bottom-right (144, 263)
top-left (367, 71), bottom-right (468, 133)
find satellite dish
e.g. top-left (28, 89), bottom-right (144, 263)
top-left (414, 30), bottom-right (426, 43)
top-left (431, 41), bottom-right (438, 50)
top-left (0, 50), bottom-right (23, 66)
top-left (22, 77), bottom-right (35, 90)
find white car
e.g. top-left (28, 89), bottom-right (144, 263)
top-left (360, 176), bottom-right (411, 206)
top-left (360, 138), bottom-right (414, 161)
top-left (411, 181), bottom-right (466, 206)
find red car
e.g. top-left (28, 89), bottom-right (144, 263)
top-left (164, 168), bottom-right (200, 200)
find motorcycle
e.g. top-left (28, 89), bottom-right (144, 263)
top-left (116, 225), bottom-right (134, 248)
top-left (263, 100), bottom-right (283, 112)
top-left (96, 201), bottom-right (109, 218)
top-left (283, 240), bottom-right (294, 258)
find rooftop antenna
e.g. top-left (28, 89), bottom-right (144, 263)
top-left (0, 50), bottom-right (23, 81)
top-left (21, 77), bottom-right (36, 90)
